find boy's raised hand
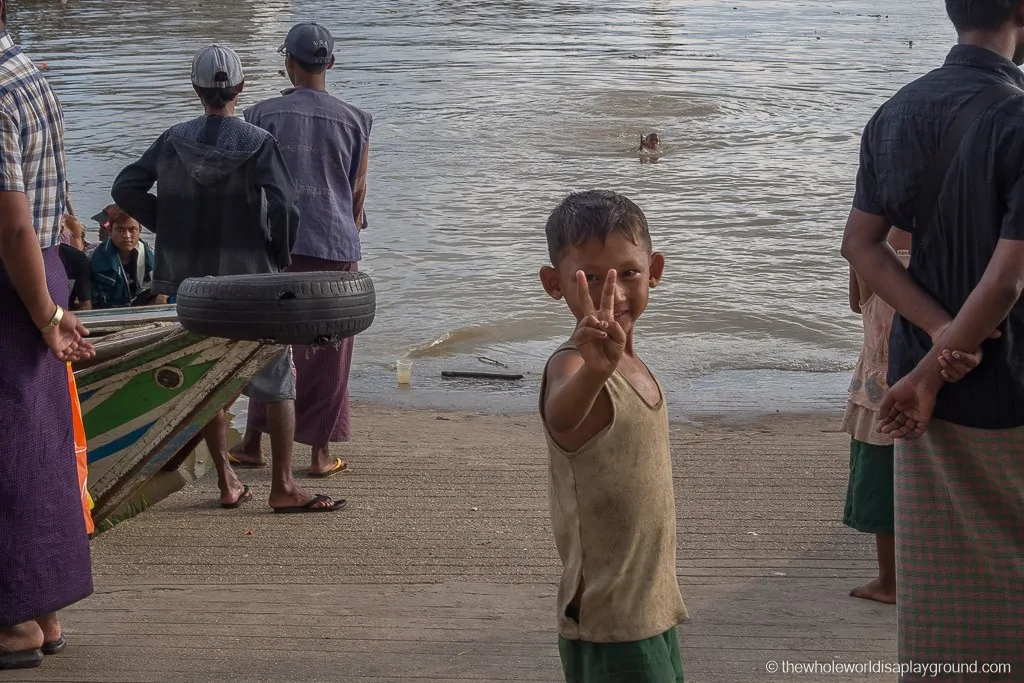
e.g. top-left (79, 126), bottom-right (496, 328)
top-left (573, 269), bottom-right (627, 379)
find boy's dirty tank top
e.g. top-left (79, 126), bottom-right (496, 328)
top-left (540, 341), bottom-right (688, 643)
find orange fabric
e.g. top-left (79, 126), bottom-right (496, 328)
top-left (67, 363), bottom-right (94, 534)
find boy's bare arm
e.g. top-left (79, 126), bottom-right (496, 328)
top-left (544, 271), bottom-right (626, 437)
top-left (544, 352), bottom-right (611, 435)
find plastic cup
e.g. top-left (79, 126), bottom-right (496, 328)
top-left (396, 359), bottom-right (412, 385)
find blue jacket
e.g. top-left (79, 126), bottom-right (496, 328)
top-left (90, 238), bottom-right (154, 308)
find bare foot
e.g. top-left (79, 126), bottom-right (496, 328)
top-left (228, 442), bottom-right (266, 468)
top-left (850, 578), bottom-right (896, 605)
top-left (268, 483), bottom-right (341, 511)
top-left (0, 621), bottom-right (44, 652)
top-left (34, 614), bottom-right (60, 643)
top-left (309, 451), bottom-right (349, 478)
top-left (217, 470), bottom-right (249, 508)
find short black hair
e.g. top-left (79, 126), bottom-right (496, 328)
top-left (2, 2), bottom-right (7, 25)
top-left (195, 83), bottom-right (241, 109)
top-left (544, 190), bottom-right (652, 265)
top-left (946, 0), bottom-right (1021, 31)
top-left (291, 56), bottom-right (328, 75)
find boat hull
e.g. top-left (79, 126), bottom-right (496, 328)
top-left (76, 324), bottom-right (278, 524)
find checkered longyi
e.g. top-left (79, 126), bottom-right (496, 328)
top-left (895, 419), bottom-right (1024, 681)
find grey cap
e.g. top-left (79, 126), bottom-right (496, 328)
top-left (278, 22), bottom-right (334, 65)
top-left (191, 45), bottom-right (244, 89)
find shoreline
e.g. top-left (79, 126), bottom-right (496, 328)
top-left (345, 363), bottom-right (851, 425)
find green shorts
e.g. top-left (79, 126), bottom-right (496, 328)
top-left (558, 627), bottom-right (684, 683)
top-left (843, 438), bottom-right (895, 535)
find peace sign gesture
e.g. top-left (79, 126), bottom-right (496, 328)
top-left (573, 269), bottom-right (627, 379)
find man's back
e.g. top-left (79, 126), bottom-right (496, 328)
top-left (855, 44), bottom-right (1024, 429)
top-left (112, 114), bottom-right (299, 295)
top-left (0, 31), bottom-right (67, 248)
top-left (245, 88), bottom-right (371, 263)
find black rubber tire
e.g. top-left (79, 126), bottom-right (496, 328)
top-left (175, 271), bottom-right (375, 345)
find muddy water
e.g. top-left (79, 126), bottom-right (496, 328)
top-left (14, 1), bottom-right (955, 417)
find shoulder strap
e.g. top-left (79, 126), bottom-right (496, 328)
top-left (914, 81), bottom-right (1023, 235)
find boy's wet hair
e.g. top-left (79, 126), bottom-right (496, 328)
top-left (545, 190), bottom-right (652, 265)
top-left (946, 0), bottom-right (1022, 31)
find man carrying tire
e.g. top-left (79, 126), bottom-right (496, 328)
top-left (111, 45), bottom-right (344, 514)
top-left (233, 22), bottom-right (372, 479)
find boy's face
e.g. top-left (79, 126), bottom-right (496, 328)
top-left (540, 232), bottom-right (665, 340)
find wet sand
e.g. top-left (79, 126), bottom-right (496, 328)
top-left (24, 406), bottom-right (895, 683)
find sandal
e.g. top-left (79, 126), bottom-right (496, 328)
top-left (0, 644), bottom-right (43, 670)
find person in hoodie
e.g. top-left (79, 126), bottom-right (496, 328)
top-left (111, 45), bottom-right (344, 515)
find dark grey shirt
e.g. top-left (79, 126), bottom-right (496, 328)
top-left (854, 44), bottom-right (1024, 429)
top-left (112, 115), bottom-right (299, 295)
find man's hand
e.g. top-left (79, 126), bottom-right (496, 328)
top-left (937, 348), bottom-right (981, 382)
top-left (572, 270), bottom-right (626, 380)
top-left (42, 307), bottom-right (94, 363)
top-left (929, 322), bottom-right (1001, 383)
top-left (154, 294), bottom-right (169, 305)
top-left (877, 369), bottom-right (942, 439)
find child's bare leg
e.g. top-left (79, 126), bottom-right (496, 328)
top-left (850, 533), bottom-right (896, 604)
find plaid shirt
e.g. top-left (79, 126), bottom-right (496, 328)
top-left (0, 31), bottom-right (68, 248)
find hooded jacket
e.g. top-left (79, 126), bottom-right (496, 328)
top-left (111, 115), bottom-right (299, 296)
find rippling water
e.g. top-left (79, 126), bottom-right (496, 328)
top-left (13, 0), bottom-right (957, 415)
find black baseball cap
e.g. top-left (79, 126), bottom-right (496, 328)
top-left (278, 22), bottom-right (334, 65)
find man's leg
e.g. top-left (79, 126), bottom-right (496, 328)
top-left (265, 400), bottom-right (338, 510)
top-left (228, 427), bottom-right (265, 467)
top-left (203, 409), bottom-right (251, 507)
top-left (254, 347), bottom-right (342, 511)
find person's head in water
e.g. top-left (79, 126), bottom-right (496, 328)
top-left (639, 133), bottom-right (661, 151)
top-left (279, 22), bottom-right (336, 89)
top-left (946, 0), bottom-right (1024, 64)
top-left (191, 45), bottom-right (245, 113)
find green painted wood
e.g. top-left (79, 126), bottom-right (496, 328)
top-left (83, 353), bottom-right (215, 437)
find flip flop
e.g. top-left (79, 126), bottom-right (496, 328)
top-left (0, 644), bottom-right (43, 670)
top-left (309, 457), bottom-right (349, 479)
top-left (272, 494), bottom-right (346, 514)
top-left (220, 485), bottom-right (252, 509)
top-left (41, 635), bottom-right (66, 655)
top-left (228, 454), bottom-right (268, 469)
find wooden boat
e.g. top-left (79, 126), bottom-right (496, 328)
top-left (75, 307), bottom-right (279, 524)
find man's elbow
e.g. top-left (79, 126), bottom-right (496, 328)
top-left (840, 235), bottom-right (860, 265)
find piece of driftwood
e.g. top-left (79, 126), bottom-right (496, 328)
top-left (442, 370), bottom-right (523, 381)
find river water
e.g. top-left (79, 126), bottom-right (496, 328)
top-left (14, 1), bottom-right (957, 418)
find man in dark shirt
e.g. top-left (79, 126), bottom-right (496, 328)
top-left (841, 0), bottom-right (1024, 674)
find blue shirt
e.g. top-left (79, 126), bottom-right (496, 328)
top-left (854, 45), bottom-right (1024, 429)
top-left (245, 88), bottom-right (372, 263)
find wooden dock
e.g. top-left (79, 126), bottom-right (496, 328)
top-left (21, 407), bottom-right (895, 683)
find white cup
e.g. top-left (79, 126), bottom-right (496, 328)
top-left (396, 359), bottom-right (412, 385)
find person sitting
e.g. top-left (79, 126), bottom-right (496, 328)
top-left (57, 215), bottom-right (92, 311)
top-left (89, 211), bottom-right (162, 308)
top-left (89, 205), bottom-right (115, 241)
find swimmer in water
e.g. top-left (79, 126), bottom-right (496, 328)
top-left (639, 133), bottom-right (661, 152)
